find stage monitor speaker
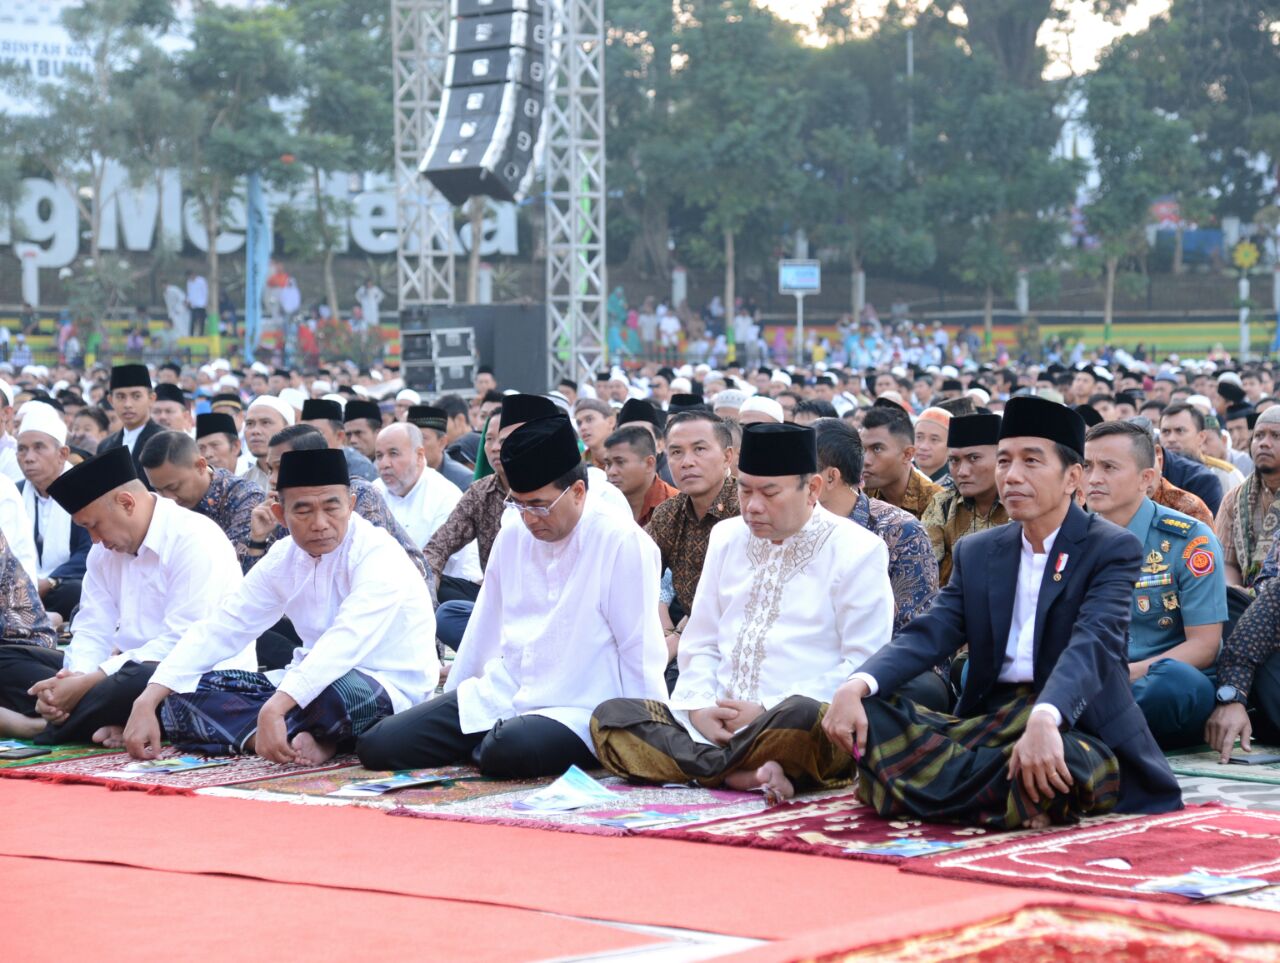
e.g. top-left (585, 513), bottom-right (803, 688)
top-left (421, 0), bottom-right (545, 207)
top-left (421, 303), bottom-right (549, 394)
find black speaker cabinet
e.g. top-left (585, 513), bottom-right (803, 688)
top-left (420, 304), bottom-right (549, 394)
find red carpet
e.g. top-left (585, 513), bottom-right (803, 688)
top-left (905, 805), bottom-right (1280, 902)
top-left (0, 780), bottom-right (1032, 941)
top-left (0, 854), bottom-right (660, 962)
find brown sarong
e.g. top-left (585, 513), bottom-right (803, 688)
top-left (591, 694), bottom-right (854, 790)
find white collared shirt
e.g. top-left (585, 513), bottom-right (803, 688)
top-left (446, 499), bottom-right (669, 747)
top-left (64, 496), bottom-right (249, 676)
top-left (151, 513), bottom-right (438, 713)
top-left (999, 527), bottom-right (1060, 683)
top-left (672, 506), bottom-right (894, 745)
top-left (375, 465), bottom-right (482, 583)
top-left (122, 424), bottom-right (144, 454)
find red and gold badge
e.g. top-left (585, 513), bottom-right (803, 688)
top-left (1186, 548), bottom-right (1215, 578)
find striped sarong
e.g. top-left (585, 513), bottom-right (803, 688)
top-left (592, 694), bottom-right (854, 790)
top-left (161, 669), bottom-right (393, 756)
top-left (856, 687), bottom-right (1120, 829)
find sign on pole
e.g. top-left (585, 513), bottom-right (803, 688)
top-left (779, 259), bottom-right (820, 365)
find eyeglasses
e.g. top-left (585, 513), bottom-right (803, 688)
top-left (503, 486), bottom-right (571, 518)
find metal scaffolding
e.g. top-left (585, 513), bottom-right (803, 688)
top-left (392, 0), bottom-right (455, 311)
top-left (543, 0), bottom-right (608, 387)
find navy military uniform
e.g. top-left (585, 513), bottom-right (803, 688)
top-left (1125, 498), bottom-right (1228, 746)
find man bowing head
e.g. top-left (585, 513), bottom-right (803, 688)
top-left (822, 396), bottom-right (1182, 828)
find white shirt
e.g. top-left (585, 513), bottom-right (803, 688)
top-left (853, 524), bottom-right (1063, 726)
top-left (64, 496), bottom-right (249, 677)
top-left (672, 506), bottom-right (894, 743)
top-left (122, 424), bottom-right (145, 454)
top-left (0, 474), bottom-right (37, 582)
top-left (152, 513), bottom-right (438, 713)
top-left (446, 499), bottom-right (669, 747)
top-left (0, 442), bottom-right (23, 484)
top-left (186, 275), bottom-right (208, 309)
top-left (375, 466), bottom-right (482, 583)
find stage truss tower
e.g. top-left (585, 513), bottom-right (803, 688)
top-left (392, 0), bottom-right (456, 310)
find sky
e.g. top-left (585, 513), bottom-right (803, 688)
top-left (756, 0), bottom-right (1173, 78)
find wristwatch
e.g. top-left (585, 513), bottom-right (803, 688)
top-left (1215, 684), bottom-right (1247, 707)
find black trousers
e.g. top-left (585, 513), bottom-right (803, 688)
top-left (257, 618), bottom-right (304, 670)
top-left (357, 690), bottom-right (597, 777)
top-left (437, 575), bottom-right (482, 605)
top-left (190, 307), bottom-right (207, 337)
top-left (43, 579), bottom-right (83, 622)
top-left (0, 645), bottom-right (156, 744)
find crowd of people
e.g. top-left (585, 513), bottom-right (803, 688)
top-left (0, 343), bottom-right (1279, 829)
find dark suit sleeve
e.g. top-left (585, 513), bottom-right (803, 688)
top-left (1036, 525), bottom-right (1142, 726)
top-left (856, 530), bottom-right (969, 694)
top-left (49, 523), bottom-right (91, 581)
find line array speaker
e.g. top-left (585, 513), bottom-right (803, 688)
top-left (420, 0), bottom-right (546, 207)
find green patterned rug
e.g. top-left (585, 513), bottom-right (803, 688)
top-left (0, 741), bottom-right (118, 769)
top-left (1166, 744), bottom-right (1280, 786)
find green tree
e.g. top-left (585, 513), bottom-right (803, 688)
top-left (1082, 70), bottom-right (1202, 334)
top-left (7, 0), bottom-right (174, 262)
top-left (914, 13), bottom-right (1081, 346)
top-left (281, 0), bottom-right (392, 319)
top-left (179, 2), bottom-right (297, 318)
top-left (669, 0), bottom-right (806, 320)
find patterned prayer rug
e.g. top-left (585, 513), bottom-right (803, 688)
top-left (903, 804), bottom-right (1280, 902)
top-left (0, 741), bottom-right (118, 769)
top-left (1166, 745), bottom-right (1280, 786)
top-left (0, 747), bottom-right (350, 794)
top-left (386, 776), bottom-right (782, 836)
top-left (201, 765), bottom-right (555, 809)
top-left (642, 793), bottom-right (1142, 863)
top-left (1178, 775), bottom-right (1280, 813)
top-left (825, 904), bottom-right (1280, 961)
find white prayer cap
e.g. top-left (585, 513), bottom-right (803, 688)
top-left (669, 377), bottom-right (692, 394)
top-left (247, 394), bottom-right (296, 426)
top-left (891, 365), bottom-right (907, 379)
top-left (770, 369), bottom-right (792, 386)
top-left (199, 364), bottom-right (215, 378)
top-left (352, 385), bottom-right (370, 398)
top-left (1186, 394), bottom-right (1214, 414)
top-left (17, 401), bottom-right (67, 446)
top-left (677, 364), bottom-right (694, 379)
top-left (53, 380), bottom-right (69, 393)
top-left (609, 367), bottom-right (628, 383)
top-left (311, 380), bottom-right (333, 395)
top-left (370, 370), bottom-right (384, 382)
top-left (1218, 371), bottom-right (1243, 387)
top-left (627, 385), bottom-right (647, 400)
top-left (712, 389), bottom-right (747, 411)
top-left (217, 374), bottom-right (240, 389)
top-left (279, 387), bottom-right (307, 413)
top-left (21, 365), bottom-right (40, 377)
top-left (815, 362), bottom-right (828, 373)
top-left (250, 361), bottom-right (270, 375)
top-left (695, 363), bottom-right (712, 376)
top-left (0, 380), bottom-right (13, 406)
top-left (966, 387), bottom-right (991, 406)
top-left (211, 358), bottom-right (231, 372)
top-left (322, 393), bottom-right (347, 407)
top-left (738, 396), bottom-right (784, 423)
top-left (941, 365), bottom-right (959, 378)
top-left (396, 388), bottom-right (421, 404)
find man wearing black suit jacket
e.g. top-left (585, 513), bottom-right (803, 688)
top-left (99, 364), bottom-right (164, 489)
top-left (822, 396), bottom-right (1181, 828)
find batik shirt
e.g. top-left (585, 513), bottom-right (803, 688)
top-left (868, 468), bottom-right (942, 521)
top-left (194, 468), bottom-right (267, 574)
top-left (0, 530), bottom-right (56, 648)
top-left (1217, 576), bottom-right (1280, 696)
top-left (849, 492), bottom-right (939, 634)
top-left (425, 473), bottom-right (507, 581)
top-left (644, 477), bottom-right (740, 612)
top-left (1153, 477), bottom-right (1213, 527)
top-left (920, 488), bottom-right (1010, 585)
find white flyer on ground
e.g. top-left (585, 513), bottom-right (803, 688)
top-left (511, 766), bottom-right (617, 812)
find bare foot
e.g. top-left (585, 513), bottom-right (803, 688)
top-left (1024, 812), bottom-right (1051, 830)
top-left (289, 731), bottom-right (337, 766)
top-left (0, 706), bottom-right (46, 739)
top-left (92, 725), bottom-right (125, 748)
top-left (724, 760), bottom-right (795, 804)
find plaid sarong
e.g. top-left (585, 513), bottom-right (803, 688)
top-left (855, 687), bottom-right (1120, 829)
top-left (592, 694), bottom-right (854, 790)
top-left (161, 669), bottom-right (393, 756)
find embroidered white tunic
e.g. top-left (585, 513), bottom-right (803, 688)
top-left (670, 505), bottom-right (895, 743)
top-left (63, 496), bottom-right (250, 677)
top-left (152, 513), bottom-right (438, 713)
top-left (375, 466), bottom-right (483, 583)
top-left (446, 499), bottom-right (669, 747)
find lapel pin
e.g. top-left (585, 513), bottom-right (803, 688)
top-left (1053, 552), bottom-right (1068, 582)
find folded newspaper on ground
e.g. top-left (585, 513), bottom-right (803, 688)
top-left (511, 766), bottom-right (617, 812)
top-left (327, 772), bottom-right (457, 798)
